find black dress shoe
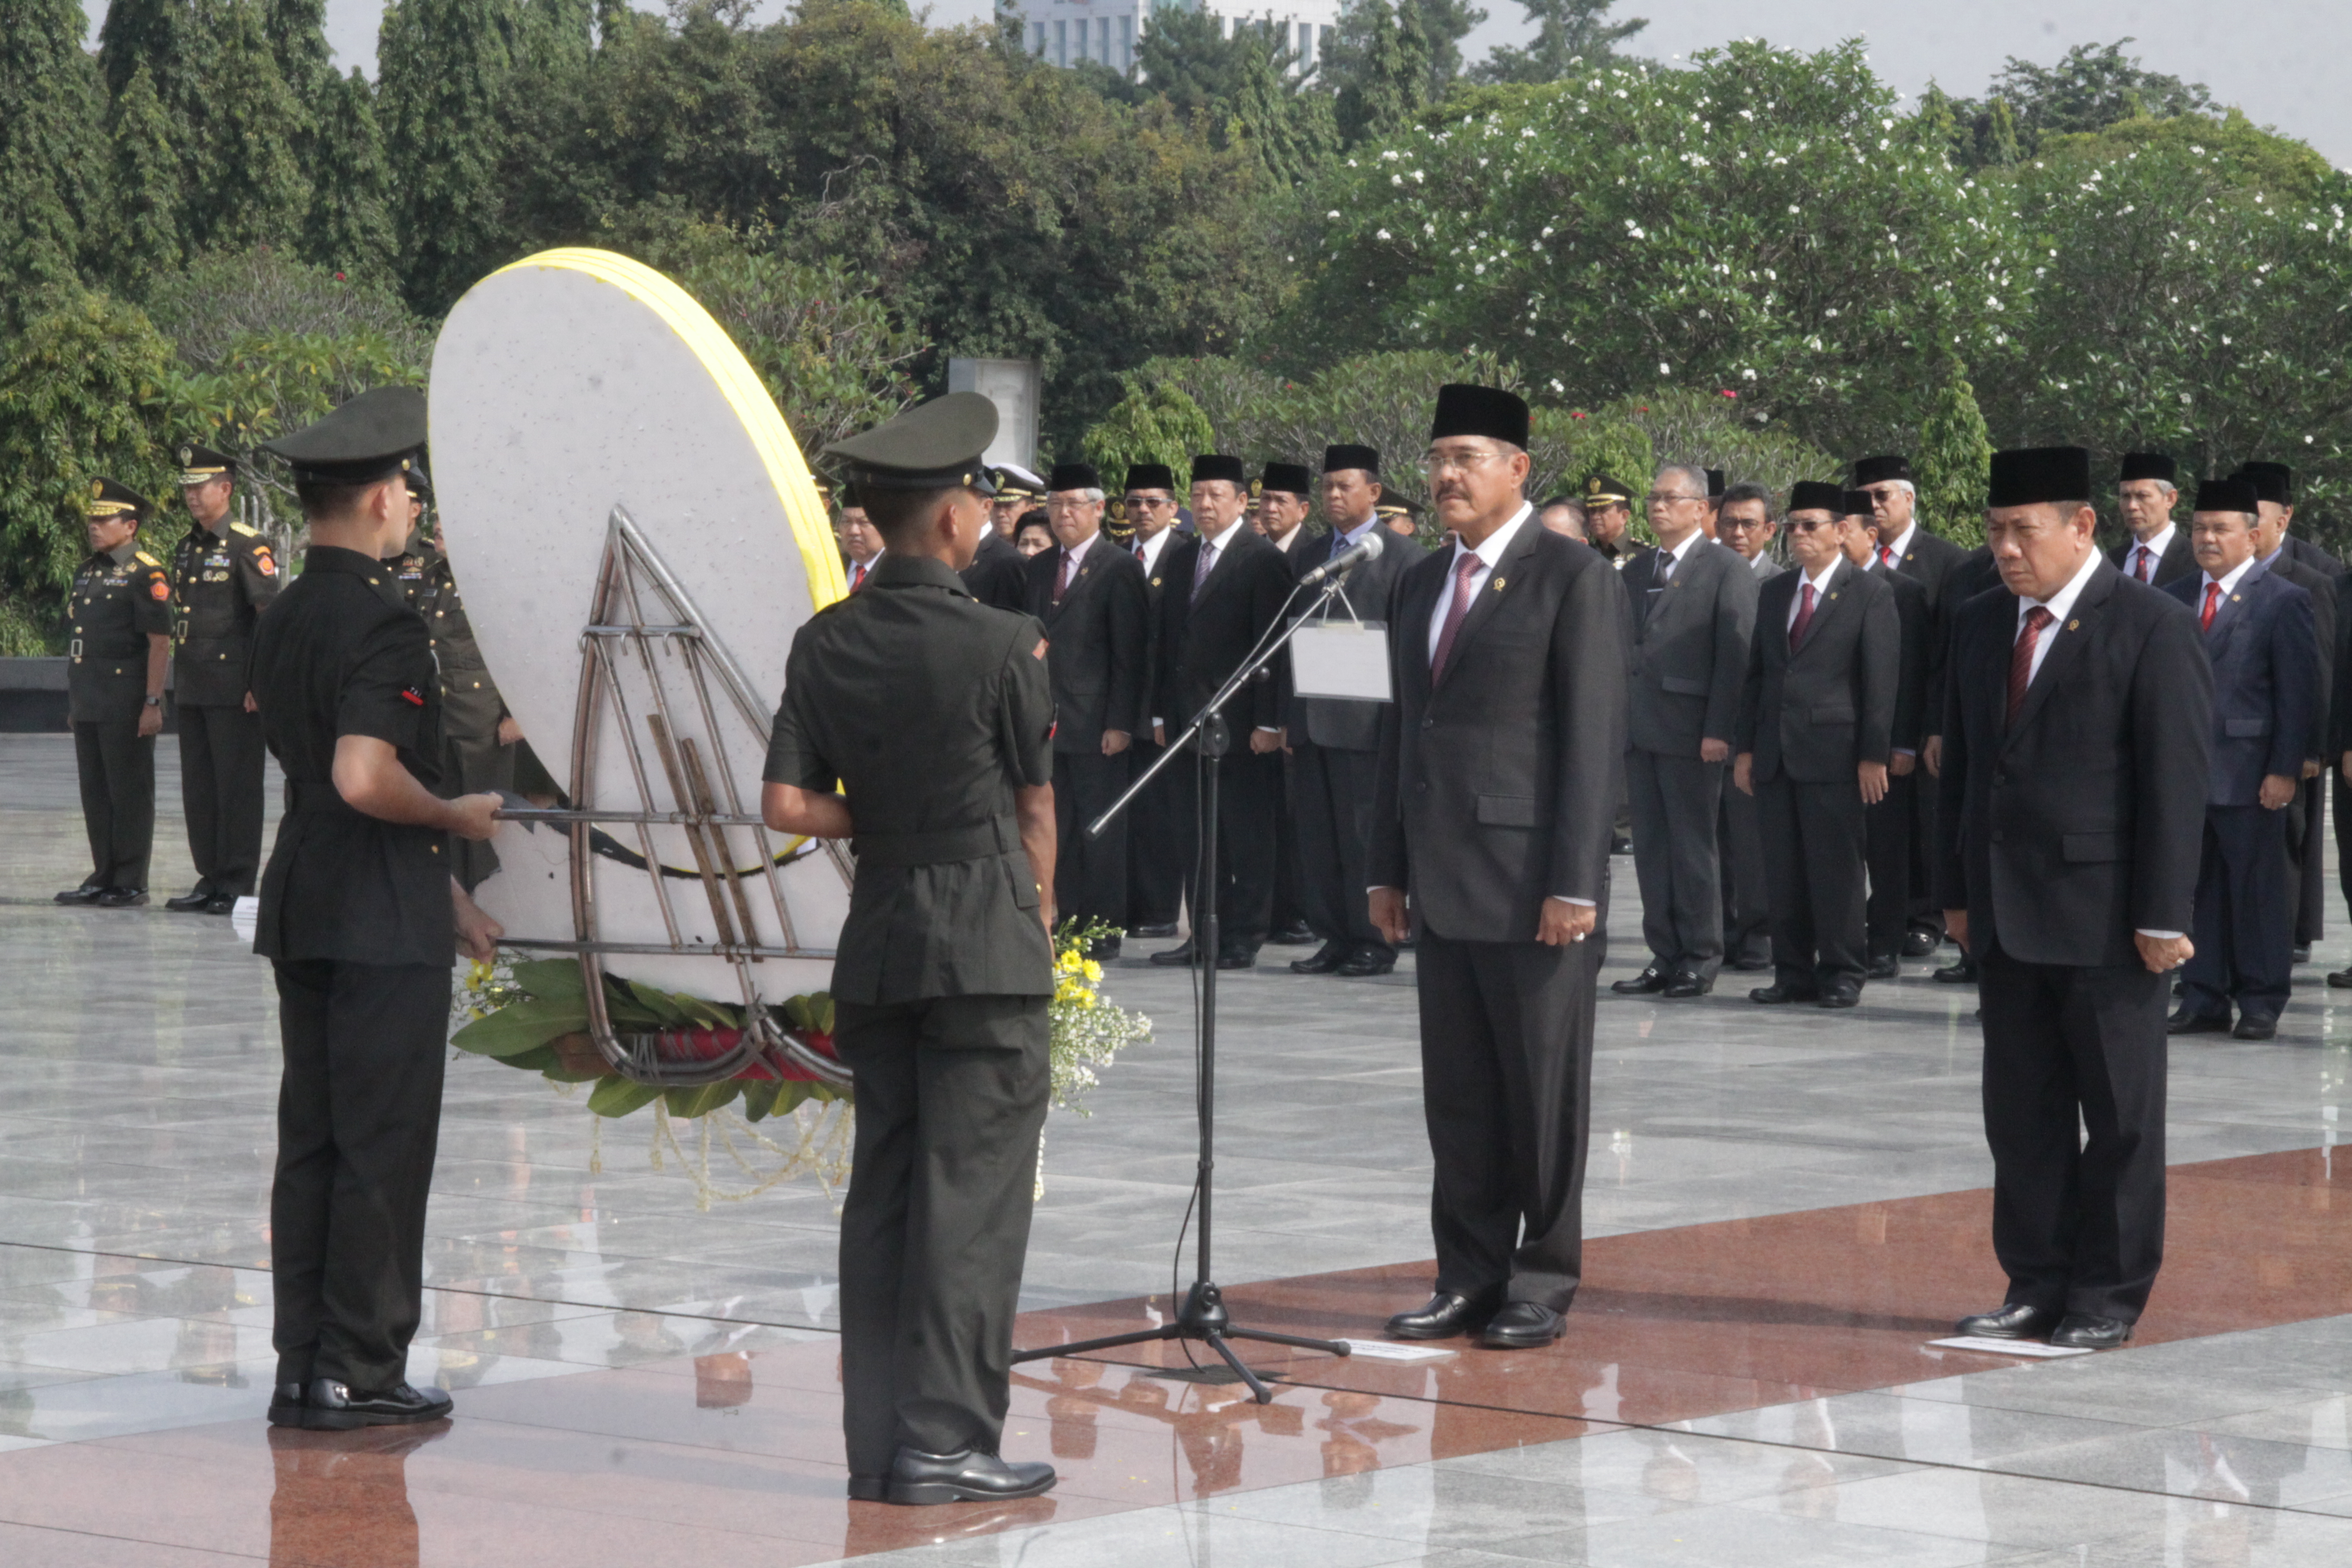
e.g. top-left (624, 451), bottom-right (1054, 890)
top-left (1662, 971), bottom-right (1713, 998)
top-left (1901, 929), bottom-right (1941, 958)
top-left (1817, 988), bottom-right (1861, 1009)
top-left (1612, 964), bottom-right (1669, 995)
top-left (1084, 934), bottom-right (1121, 961)
top-left (2049, 1313), bottom-right (2133, 1350)
top-left (1216, 947), bottom-right (1258, 971)
top-left (267, 1380), bottom-right (306, 1427)
top-left (2233, 1014), bottom-right (2279, 1040)
top-left (1749, 982), bottom-right (1816, 1004)
top-left (1336, 947), bottom-right (1397, 978)
top-left (886, 1447), bottom-right (1056, 1506)
top-left (165, 887), bottom-right (214, 912)
top-left (1954, 1302), bottom-right (2057, 1340)
top-left (304, 1378), bottom-right (452, 1429)
top-left (1291, 941), bottom-right (1348, 975)
top-left (1933, 954), bottom-right (1979, 984)
top-left (1149, 941), bottom-right (1198, 967)
top-left (53, 884), bottom-right (103, 905)
top-left (1866, 955), bottom-right (1901, 980)
top-left (846, 1474), bottom-right (889, 1502)
top-left (1385, 1290), bottom-right (1501, 1340)
top-left (1479, 1301), bottom-right (1566, 1349)
top-left (1268, 922), bottom-right (1318, 946)
top-left (94, 887), bottom-right (148, 908)
top-left (204, 893), bottom-right (239, 916)
top-left (2330, 967), bottom-right (2352, 989)
top-left (2294, 944), bottom-right (2313, 965)
top-left (2167, 1007), bottom-right (2233, 1035)
top-left (1728, 953), bottom-right (1773, 972)
top-left (1132, 922), bottom-right (1179, 940)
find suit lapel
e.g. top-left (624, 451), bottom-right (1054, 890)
top-left (1787, 560), bottom-right (1849, 658)
top-left (1435, 517), bottom-right (1540, 691)
top-left (2006, 562), bottom-right (2116, 745)
top-left (1397, 551), bottom-right (1446, 705)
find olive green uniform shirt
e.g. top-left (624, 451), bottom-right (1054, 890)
top-left (67, 543), bottom-right (171, 724)
top-left (170, 517), bottom-right (280, 707)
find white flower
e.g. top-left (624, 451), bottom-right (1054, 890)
top-left (1327, 210), bottom-right (1341, 219)
top-left (1474, 263), bottom-right (1485, 274)
top-left (1541, 226), bottom-right (1555, 238)
top-left (1824, 307), bottom-right (1839, 319)
top-left (1741, 368), bottom-right (1756, 380)
top-left (1376, 228), bottom-right (1391, 240)
top-left (1788, 204), bottom-right (1801, 214)
top-left (1550, 379), bottom-right (1565, 393)
top-left (1658, 361), bottom-right (1670, 374)
top-left (1393, 174), bottom-right (1404, 186)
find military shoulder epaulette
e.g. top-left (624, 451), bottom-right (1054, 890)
top-left (230, 521), bottom-right (260, 538)
top-left (136, 551), bottom-right (161, 568)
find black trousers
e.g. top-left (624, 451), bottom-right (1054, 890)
top-left (1863, 771), bottom-right (1913, 962)
top-left (1907, 762), bottom-right (1944, 941)
top-left (1271, 750), bottom-right (1308, 933)
top-left (1626, 748), bottom-right (1724, 980)
top-left (2337, 772), bottom-right (2352, 929)
top-left (73, 719), bottom-right (155, 889)
top-left (178, 703), bottom-right (267, 897)
top-left (833, 993), bottom-right (1050, 1479)
top-left (1289, 738), bottom-right (1389, 957)
top-left (1051, 747), bottom-right (1129, 932)
top-left (2287, 774), bottom-right (2325, 946)
top-left (1125, 736), bottom-right (1183, 929)
top-left (1415, 912), bottom-right (1603, 1311)
top-left (1756, 774), bottom-right (1867, 994)
top-left (271, 959), bottom-right (450, 1391)
top-left (1718, 779), bottom-right (1771, 967)
top-left (2182, 804), bottom-right (2293, 1019)
top-left (1167, 743), bottom-right (1279, 951)
top-left (1977, 944), bottom-right (2167, 1322)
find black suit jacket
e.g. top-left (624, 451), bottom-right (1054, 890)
top-left (1888, 527), bottom-right (1970, 736)
top-left (959, 528), bottom-right (1029, 613)
top-left (2109, 531), bottom-right (2196, 589)
top-left (1370, 516), bottom-right (1630, 941)
top-left (2287, 533), bottom-right (2344, 575)
top-left (1288, 523), bottom-right (1416, 752)
top-left (2162, 566), bottom-right (2315, 805)
top-left (1153, 526), bottom-right (1293, 734)
top-left (1937, 562), bottom-right (2210, 967)
top-left (1737, 559), bottom-right (1899, 783)
top-left (1023, 538), bottom-right (1149, 754)
top-left (1865, 559), bottom-right (1932, 753)
top-left (1621, 538), bottom-right (1758, 756)
top-left (2260, 553), bottom-right (2335, 762)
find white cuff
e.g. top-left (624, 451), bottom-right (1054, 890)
top-left (1554, 896), bottom-right (1596, 907)
top-left (2135, 929), bottom-right (2185, 940)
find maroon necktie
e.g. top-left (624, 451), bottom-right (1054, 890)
top-left (1428, 552), bottom-right (1483, 683)
top-left (2200, 581), bottom-right (2220, 632)
top-left (1054, 549), bottom-right (1074, 605)
top-left (2009, 605), bottom-right (2054, 723)
top-left (849, 561), bottom-right (867, 592)
top-left (1789, 582), bottom-right (1817, 647)
top-left (2135, 547), bottom-right (2154, 583)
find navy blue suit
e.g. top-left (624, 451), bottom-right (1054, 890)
top-left (2164, 565), bottom-right (2316, 1021)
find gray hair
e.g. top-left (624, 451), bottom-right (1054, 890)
top-left (1657, 464), bottom-right (1710, 500)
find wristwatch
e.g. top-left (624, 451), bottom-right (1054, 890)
top-left (144, 695), bottom-right (162, 708)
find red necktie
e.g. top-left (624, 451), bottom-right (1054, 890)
top-left (1428, 552), bottom-right (1483, 683)
top-left (2135, 547), bottom-right (2154, 583)
top-left (1789, 582), bottom-right (1817, 646)
top-left (849, 561), bottom-right (867, 592)
top-left (2201, 581), bottom-right (2220, 632)
top-left (2009, 606), bottom-right (2054, 723)
top-left (1054, 549), bottom-right (1074, 605)
top-left (1879, 545), bottom-right (1895, 569)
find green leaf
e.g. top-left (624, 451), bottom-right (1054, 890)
top-left (622, 978), bottom-right (692, 1027)
top-left (739, 1080), bottom-right (782, 1122)
top-left (511, 959), bottom-right (587, 1002)
top-left (492, 1042), bottom-right (560, 1072)
top-left (665, 1081), bottom-right (742, 1119)
top-left (451, 996), bottom-right (589, 1057)
top-left (586, 1077), bottom-right (664, 1119)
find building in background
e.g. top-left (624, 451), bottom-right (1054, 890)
top-left (1010, 0), bottom-right (1341, 77)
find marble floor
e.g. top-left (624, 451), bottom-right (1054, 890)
top-left (2, 734), bottom-right (2351, 1564)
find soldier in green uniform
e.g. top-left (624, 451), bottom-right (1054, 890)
top-left (57, 481), bottom-right (172, 908)
top-left (248, 387), bottom-right (504, 1431)
top-left (166, 442), bottom-right (281, 915)
top-left (760, 392), bottom-right (1060, 1507)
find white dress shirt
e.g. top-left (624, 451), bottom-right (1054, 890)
top-left (2122, 524), bottom-right (2176, 582)
top-left (1877, 522), bottom-right (1916, 568)
top-left (1135, 528), bottom-right (1173, 575)
top-left (1786, 557), bottom-right (1841, 629)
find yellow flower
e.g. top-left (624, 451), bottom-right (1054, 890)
top-left (1081, 960), bottom-right (1103, 982)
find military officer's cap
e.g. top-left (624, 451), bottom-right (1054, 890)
top-left (1851, 453), bottom-right (1913, 488)
top-left (996, 460), bottom-right (1045, 496)
top-left (2232, 461), bottom-right (2293, 506)
top-left (176, 442), bottom-right (234, 487)
top-left (1375, 496), bottom-right (1425, 520)
top-left (262, 386), bottom-right (428, 486)
top-left (824, 392), bottom-right (998, 496)
top-left (2118, 452), bottom-right (2177, 486)
top-left (1191, 454), bottom-right (1248, 487)
top-left (1844, 489), bottom-right (1875, 517)
top-left (1430, 384), bottom-right (1530, 449)
top-left (407, 462), bottom-right (435, 503)
top-left (1048, 461), bottom-right (1102, 493)
top-left (1786, 480), bottom-right (1847, 514)
top-left (987, 470), bottom-right (1031, 501)
top-left (85, 478), bottom-right (152, 521)
top-left (1986, 446), bottom-right (2092, 508)
top-left (1581, 473), bottom-right (1633, 509)
top-left (1125, 462), bottom-right (1177, 493)
top-left (1705, 467), bottom-right (1725, 499)
top-left (1261, 462), bottom-right (1314, 498)
top-left (2194, 475), bottom-right (2261, 517)
top-left (1323, 444), bottom-right (1380, 476)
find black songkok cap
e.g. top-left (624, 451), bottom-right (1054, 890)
top-left (262, 385), bottom-right (429, 486)
top-left (1261, 461), bottom-right (1314, 497)
top-left (1191, 454), bottom-right (1248, 488)
top-left (1851, 453), bottom-right (1913, 487)
top-left (176, 442), bottom-right (233, 486)
top-left (2118, 452), bottom-right (2177, 485)
top-left (1324, 443), bottom-right (1380, 476)
top-left (1047, 461), bottom-right (1102, 493)
top-left (85, 477), bottom-right (152, 521)
top-left (1705, 467), bottom-right (1725, 499)
top-left (1429, 384), bottom-right (1530, 449)
top-left (2234, 461), bottom-right (2293, 506)
top-left (1787, 480), bottom-right (1848, 515)
top-left (2194, 475), bottom-right (2261, 516)
top-left (1124, 462), bottom-right (1176, 493)
top-left (1844, 490), bottom-right (1875, 518)
top-left (822, 392), bottom-right (999, 495)
top-left (1986, 446), bottom-right (2092, 509)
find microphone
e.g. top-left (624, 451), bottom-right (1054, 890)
top-left (1298, 529), bottom-right (1385, 587)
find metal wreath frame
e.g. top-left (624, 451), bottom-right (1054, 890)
top-left (495, 506), bottom-right (854, 1090)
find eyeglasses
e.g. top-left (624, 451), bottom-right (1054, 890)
top-left (1785, 517), bottom-right (1838, 533)
top-left (1424, 446), bottom-right (1505, 473)
top-left (1045, 497), bottom-right (1095, 512)
top-left (1123, 495), bottom-right (1174, 508)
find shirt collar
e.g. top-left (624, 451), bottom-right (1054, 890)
top-left (104, 541), bottom-right (140, 567)
top-left (1062, 531), bottom-right (1098, 568)
top-left (1658, 528), bottom-right (1703, 566)
top-left (2257, 543), bottom-right (2284, 570)
top-left (870, 551), bottom-right (970, 597)
top-left (2202, 556), bottom-right (2257, 597)
top-left (1882, 522), bottom-right (1916, 561)
top-left (2134, 523), bottom-right (2176, 560)
top-left (2023, 546), bottom-right (2104, 623)
top-left (1337, 514), bottom-right (1379, 547)
top-left (1801, 556), bottom-right (1840, 596)
top-left (1450, 503), bottom-right (1535, 573)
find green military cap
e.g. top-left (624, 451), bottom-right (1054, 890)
top-left (176, 442), bottom-right (235, 487)
top-left (261, 386), bottom-right (429, 486)
top-left (86, 478), bottom-right (152, 521)
top-left (1581, 473), bottom-right (1632, 508)
top-left (824, 392), bottom-right (999, 496)
top-left (407, 461), bottom-right (435, 503)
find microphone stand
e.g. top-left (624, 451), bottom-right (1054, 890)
top-left (1010, 566), bottom-right (1369, 1402)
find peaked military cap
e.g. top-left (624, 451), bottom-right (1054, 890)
top-left (263, 386), bottom-right (428, 486)
top-left (1851, 453), bottom-right (1913, 488)
top-left (1375, 496), bottom-right (1425, 519)
top-left (823, 392), bottom-right (999, 495)
top-left (1261, 461), bottom-right (1314, 497)
top-left (1324, 444), bottom-right (1380, 476)
top-left (1191, 454), bottom-right (1248, 488)
top-left (1047, 461), bottom-right (1102, 493)
top-left (1124, 462), bottom-right (1177, 493)
top-left (176, 442), bottom-right (234, 487)
top-left (1430, 384), bottom-right (1530, 449)
top-left (407, 462), bottom-right (435, 503)
top-left (2118, 452), bottom-right (2177, 485)
top-left (996, 460), bottom-right (1045, 496)
top-left (1987, 447), bottom-right (2092, 509)
top-left (2233, 460), bottom-right (2293, 506)
top-left (1787, 480), bottom-right (1848, 514)
top-left (1581, 473), bottom-right (1633, 508)
top-left (2194, 475), bottom-right (2261, 516)
top-left (1705, 467), bottom-right (1725, 499)
top-left (86, 478), bottom-right (152, 521)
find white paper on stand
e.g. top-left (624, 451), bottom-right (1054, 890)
top-left (1291, 621), bottom-right (1393, 703)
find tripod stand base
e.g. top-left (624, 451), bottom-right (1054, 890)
top-left (1010, 1281), bottom-right (1352, 1404)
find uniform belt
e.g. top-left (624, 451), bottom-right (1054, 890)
top-left (852, 813), bottom-right (1018, 869)
top-left (283, 780), bottom-right (362, 816)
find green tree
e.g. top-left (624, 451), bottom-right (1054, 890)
top-left (380, 0), bottom-right (516, 312)
top-left (1329, 0), bottom-right (1432, 150)
top-left (1225, 23), bottom-right (1337, 184)
top-left (196, 0), bottom-right (312, 251)
top-left (0, 0), bottom-right (107, 315)
top-left (1410, 0), bottom-right (1483, 97)
top-left (266, 0), bottom-right (338, 110)
top-left (1082, 378), bottom-right (1216, 495)
top-left (101, 64), bottom-right (186, 293)
top-left (1914, 360), bottom-right (1992, 545)
top-left (1940, 39), bottom-right (2214, 169)
top-left (1473, 0), bottom-right (1647, 87)
top-left (302, 69), bottom-right (396, 277)
top-left (97, 0), bottom-right (206, 115)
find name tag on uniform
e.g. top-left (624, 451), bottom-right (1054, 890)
top-left (1291, 621), bottom-right (1392, 703)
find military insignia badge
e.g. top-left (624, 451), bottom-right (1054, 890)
top-left (149, 579), bottom-right (169, 601)
top-left (399, 685), bottom-right (426, 707)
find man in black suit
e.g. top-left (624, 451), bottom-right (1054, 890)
top-left (2110, 453), bottom-right (2193, 588)
top-left (2236, 461), bottom-right (2342, 573)
top-left (1287, 444), bottom-right (1411, 979)
top-left (1940, 446), bottom-right (2211, 1351)
top-left (2248, 490), bottom-right (2337, 961)
top-left (1715, 484), bottom-right (1780, 970)
top-left (1924, 543), bottom-right (2006, 987)
top-left (1121, 463), bottom-right (1187, 940)
top-left (2165, 478), bottom-right (2315, 1040)
top-left (1024, 462), bottom-right (1149, 959)
top-left (1734, 482), bottom-right (1899, 1008)
top-left (1844, 489), bottom-right (1931, 979)
top-left (1149, 455), bottom-right (1295, 970)
top-left (961, 466), bottom-right (1035, 612)
top-left (1612, 464), bottom-right (1758, 998)
top-left (1258, 462), bottom-right (1321, 947)
top-left (1370, 385), bottom-right (1629, 1351)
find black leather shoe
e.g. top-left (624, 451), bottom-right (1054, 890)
top-left (886, 1447), bottom-right (1056, 1506)
top-left (1336, 947), bottom-right (1397, 978)
top-left (1933, 954), bottom-right (1979, 984)
top-left (846, 1474), bottom-right (888, 1502)
top-left (2293, 944), bottom-right (2313, 965)
top-left (1149, 941), bottom-right (1198, 967)
top-left (304, 1378), bottom-right (452, 1429)
top-left (1084, 934), bottom-right (1121, 961)
top-left (1132, 922), bottom-right (1179, 939)
top-left (1385, 1290), bottom-right (1501, 1340)
top-left (2049, 1313), bottom-right (2133, 1350)
top-left (2233, 1014), bottom-right (2279, 1041)
top-left (2168, 1007), bottom-right (2233, 1035)
top-left (1901, 929), bottom-right (1941, 958)
top-left (204, 893), bottom-right (240, 916)
top-left (1728, 953), bottom-right (1773, 972)
top-left (1817, 987), bottom-right (1861, 1009)
top-left (1216, 947), bottom-right (1258, 971)
top-left (1291, 941), bottom-right (1348, 975)
top-left (1749, 983), bottom-right (1816, 1004)
top-left (1866, 955), bottom-right (1901, 980)
top-left (2330, 967), bottom-right (2352, 989)
top-left (1268, 922), bottom-right (1317, 946)
top-left (1662, 971), bottom-right (1713, 998)
top-left (1479, 1301), bottom-right (1566, 1349)
top-left (267, 1380), bottom-right (306, 1427)
top-left (53, 885), bottom-right (103, 905)
top-left (1954, 1302), bottom-right (2057, 1340)
top-left (1612, 964), bottom-right (1669, 995)
top-left (165, 887), bottom-right (214, 912)
top-left (94, 887), bottom-right (148, 908)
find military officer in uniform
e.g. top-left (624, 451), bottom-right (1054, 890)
top-left (166, 442), bottom-right (280, 914)
top-left (961, 467), bottom-right (1033, 612)
top-left (1581, 475), bottom-right (1634, 566)
top-left (761, 393), bottom-right (1060, 1507)
top-left (58, 481), bottom-right (172, 907)
top-left (248, 387), bottom-right (504, 1430)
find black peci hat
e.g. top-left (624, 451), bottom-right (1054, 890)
top-left (1430, 384), bottom-right (1530, 449)
top-left (1986, 447), bottom-right (2092, 509)
top-left (1261, 462), bottom-right (1314, 497)
top-left (1191, 454), bottom-right (1248, 488)
top-left (1323, 443), bottom-right (1380, 475)
top-left (85, 478), bottom-right (152, 521)
top-left (2194, 475), bottom-right (2262, 516)
top-left (1787, 480), bottom-right (1848, 514)
top-left (1844, 489), bottom-right (1875, 517)
top-left (1851, 453), bottom-right (1913, 488)
top-left (1124, 462), bottom-right (1176, 493)
top-left (822, 392), bottom-right (999, 495)
top-left (2233, 461), bottom-right (2293, 506)
top-left (1705, 468), bottom-right (1725, 499)
top-left (262, 386), bottom-right (429, 487)
top-left (2118, 452), bottom-right (2177, 485)
top-left (1047, 461), bottom-right (1102, 493)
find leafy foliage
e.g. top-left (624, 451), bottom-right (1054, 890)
top-left (0, 0), bottom-right (107, 317)
top-left (1327, 0), bottom-right (1432, 150)
top-left (303, 70), bottom-right (397, 278)
top-left (380, 0), bottom-right (517, 313)
top-left (1915, 361), bottom-right (1993, 546)
top-left (1934, 39), bottom-right (2214, 169)
top-left (1471, 0), bottom-right (1646, 86)
top-left (101, 65), bottom-right (185, 292)
top-left (1080, 377), bottom-right (1217, 495)
top-left (194, 0), bottom-right (311, 253)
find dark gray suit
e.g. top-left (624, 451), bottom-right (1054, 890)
top-left (1622, 537), bottom-right (1757, 982)
top-left (1126, 532), bottom-right (1184, 930)
top-left (2261, 551), bottom-right (2335, 949)
top-left (1024, 537), bottom-right (1149, 933)
top-left (1371, 511), bottom-right (1630, 1311)
top-left (2110, 530), bottom-right (2195, 589)
top-left (1885, 527), bottom-right (1970, 945)
top-left (1862, 561), bottom-right (1932, 963)
top-left (1719, 554), bottom-right (1782, 964)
